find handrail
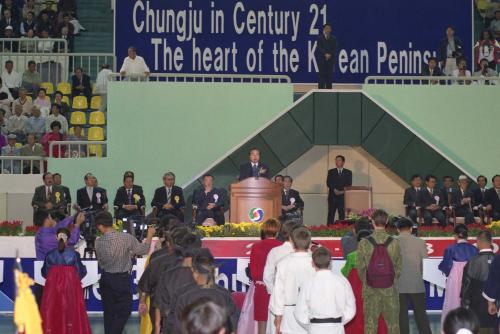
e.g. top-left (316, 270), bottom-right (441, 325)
top-left (49, 141), bottom-right (107, 158)
top-left (364, 75), bottom-right (500, 85)
top-left (109, 72), bottom-right (291, 83)
top-left (0, 156), bottom-right (46, 174)
top-left (0, 38), bottom-right (67, 53)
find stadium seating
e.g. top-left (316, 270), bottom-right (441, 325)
top-left (90, 96), bottom-right (102, 110)
top-left (57, 82), bottom-right (72, 95)
top-left (70, 111), bottom-right (86, 125)
top-left (89, 111), bottom-right (105, 125)
top-left (40, 82), bottom-right (54, 95)
top-left (61, 96), bottom-right (70, 105)
top-left (88, 127), bottom-right (105, 141)
top-left (72, 96), bottom-right (88, 110)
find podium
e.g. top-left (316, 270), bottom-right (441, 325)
top-left (229, 177), bottom-right (282, 223)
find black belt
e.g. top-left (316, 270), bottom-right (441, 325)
top-left (284, 304), bottom-right (296, 307)
top-left (310, 317), bottom-right (342, 324)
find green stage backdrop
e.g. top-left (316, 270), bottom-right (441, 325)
top-left (48, 82), bottom-right (293, 209)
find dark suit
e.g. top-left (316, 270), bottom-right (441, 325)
top-left (238, 162), bottom-right (270, 181)
top-left (485, 188), bottom-right (500, 221)
top-left (32, 185), bottom-right (67, 215)
top-left (326, 168), bottom-right (352, 224)
top-left (439, 37), bottom-right (464, 64)
top-left (113, 185), bottom-right (145, 219)
top-left (441, 187), bottom-right (458, 207)
top-left (71, 74), bottom-right (92, 100)
top-left (452, 188), bottom-right (474, 224)
top-left (76, 186), bottom-right (108, 211)
top-left (421, 66), bottom-right (443, 76)
top-left (473, 187), bottom-right (488, 207)
top-left (316, 34), bottom-right (337, 89)
top-left (151, 185), bottom-right (185, 221)
top-left (281, 188), bottom-right (304, 223)
top-left (416, 188), bottom-right (446, 226)
top-left (192, 188), bottom-right (225, 226)
top-left (403, 187), bottom-right (420, 223)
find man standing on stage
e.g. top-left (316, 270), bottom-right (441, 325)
top-left (326, 155), bottom-right (352, 225)
top-left (239, 147), bottom-right (270, 180)
top-left (316, 23), bottom-right (337, 89)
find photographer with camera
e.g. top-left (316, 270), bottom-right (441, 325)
top-left (94, 211), bottom-right (155, 334)
top-left (474, 58), bottom-right (498, 85)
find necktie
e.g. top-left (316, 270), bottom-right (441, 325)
top-left (338, 169), bottom-right (342, 176)
top-left (167, 188), bottom-right (171, 203)
top-left (127, 189), bottom-right (132, 204)
top-left (252, 164), bottom-right (258, 177)
top-left (47, 187), bottom-right (52, 199)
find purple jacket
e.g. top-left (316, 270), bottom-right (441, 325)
top-left (0, 134), bottom-right (6, 150)
top-left (35, 216), bottom-right (80, 261)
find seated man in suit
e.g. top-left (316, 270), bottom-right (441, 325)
top-left (441, 175), bottom-right (458, 208)
top-left (421, 56), bottom-right (443, 78)
top-left (238, 147), bottom-right (269, 180)
top-left (151, 172), bottom-right (185, 221)
top-left (31, 172), bottom-right (67, 218)
top-left (403, 174), bottom-right (422, 224)
top-left (76, 173), bottom-right (108, 211)
top-left (280, 176), bottom-right (304, 223)
top-left (453, 175), bottom-right (475, 224)
top-left (113, 171), bottom-right (145, 223)
top-left (485, 175), bottom-right (500, 221)
top-left (192, 174), bottom-right (225, 226)
top-left (473, 175), bottom-right (488, 208)
top-left (416, 175), bottom-right (446, 226)
top-left (52, 173), bottom-right (71, 212)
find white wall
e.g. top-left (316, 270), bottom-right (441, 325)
top-left (0, 175), bottom-right (41, 226)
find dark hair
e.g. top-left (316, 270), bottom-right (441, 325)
top-left (27, 11), bottom-right (35, 17)
top-left (34, 210), bottom-right (49, 227)
top-left (28, 60), bottom-right (36, 66)
top-left (128, 46), bottom-right (137, 52)
top-left (323, 23), bottom-right (332, 29)
top-left (181, 299), bottom-right (231, 334)
top-left (37, 87), bottom-right (46, 94)
top-left (249, 147), bottom-right (260, 155)
top-left (446, 25), bottom-right (455, 31)
top-left (192, 248), bottom-right (216, 282)
top-left (260, 218), bottom-right (281, 239)
top-left (427, 57), bottom-right (437, 63)
top-left (283, 175), bottom-right (293, 182)
top-left (54, 90), bottom-right (63, 97)
top-left (372, 209), bottom-right (389, 227)
top-left (74, 67), bottom-right (83, 73)
top-left (274, 174), bottom-right (284, 181)
top-left (335, 155), bottom-right (345, 162)
top-left (123, 171), bottom-right (134, 182)
top-left (42, 172), bottom-right (52, 181)
top-left (280, 221), bottom-right (301, 240)
top-left (94, 211), bottom-right (113, 227)
top-left (480, 29), bottom-right (495, 41)
top-left (5, 60), bottom-right (13, 66)
top-left (443, 175), bottom-right (454, 182)
top-left (425, 174), bottom-right (437, 182)
top-left (357, 229), bottom-right (372, 242)
top-left (52, 173), bottom-right (61, 178)
top-left (291, 227), bottom-right (311, 251)
top-left (443, 307), bottom-right (479, 334)
top-left (101, 64), bottom-right (110, 69)
top-left (178, 233), bottom-right (202, 257)
top-left (476, 175), bottom-right (487, 184)
top-left (354, 218), bottom-right (372, 234)
top-left (492, 174), bottom-right (500, 183)
top-left (312, 247), bottom-right (331, 269)
top-left (50, 121), bottom-right (61, 130)
top-left (410, 174), bottom-right (421, 181)
top-left (56, 227), bottom-right (70, 253)
top-left (454, 224), bottom-right (468, 240)
top-left (202, 174), bottom-right (214, 180)
top-left (396, 217), bottom-right (413, 230)
top-left (477, 230), bottom-right (492, 244)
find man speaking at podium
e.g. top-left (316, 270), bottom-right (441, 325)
top-left (239, 147), bottom-right (270, 180)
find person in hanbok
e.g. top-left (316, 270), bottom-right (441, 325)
top-left (249, 219), bottom-right (282, 334)
top-left (41, 227), bottom-right (90, 334)
top-left (483, 253), bottom-right (500, 334)
top-left (439, 224), bottom-right (478, 326)
top-left (295, 247), bottom-right (356, 334)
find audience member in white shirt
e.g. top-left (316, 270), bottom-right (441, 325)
top-left (45, 104), bottom-right (68, 134)
top-left (0, 77), bottom-right (14, 116)
top-left (94, 64), bottom-right (113, 110)
top-left (37, 29), bottom-right (55, 53)
top-left (1, 60), bottom-right (22, 96)
top-left (120, 46), bottom-right (150, 80)
top-left (452, 57), bottom-right (472, 85)
top-left (295, 247), bottom-right (356, 334)
top-left (7, 105), bottom-right (29, 141)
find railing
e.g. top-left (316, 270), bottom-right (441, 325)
top-left (0, 38), bottom-right (67, 54)
top-left (0, 156), bottom-right (46, 174)
top-left (0, 52), bottom-right (116, 84)
top-left (109, 73), bottom-right (291, 83)
top-left (49, 141), bottom-right (107, 158)
top-left (364, 76), bottom-right (500, 85)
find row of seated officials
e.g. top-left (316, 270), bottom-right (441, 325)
top-left (403, 174), bottom-right (500, 226)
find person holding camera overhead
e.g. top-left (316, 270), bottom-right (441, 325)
top-left (94, 211), bottom-right (155, 334)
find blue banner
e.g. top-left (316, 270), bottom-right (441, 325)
top-left (114, 0), bottom-right (473, 83)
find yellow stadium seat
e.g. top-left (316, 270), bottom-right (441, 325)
top-left (70, 111), bottom-right (86, 125)
top-left (40, 82), bottom-right (54, 95)
top-left (92, 83), bottom-right (96, 93)
top-left (88, 127), bottom-right (104, 141)
top-left (88, 144), bottom-right (103, 157)
top-left (61, 96), bottom-right (70, 105)
top-left (90, 96), bottom-right (102, 110)
top-left (72, 96), bottom-right (88, 110)
top-left (57, 82), bottom-right (72, 95)
top-left (89, 111), bottom-right (105, 125)
top-left (15, 143), bottom-right (23, 148)
top-left (68, 127), bottom-right (86, 136)
top-left (26, 96), bottom-right (32, 103)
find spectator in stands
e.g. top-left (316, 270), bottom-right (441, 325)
top-left (20, 133), bottom-right (44, 173)
top-left (452, 57), bottom-right (472, 85)
top-left (474, 29), bottom-right (500, 70)
top-left (7, 104), bottom-right (28, 141)
top-left (37, 29), bottom-right (54, 52)
top-left (0, 9), bottom-right (18, 36)
top-left (0, 78), bottom-right (13, 116)
top-left (2, 60), bottom-right (21, 98)
top-left (58, 0), bottom-right (77, 21)
top-left (421, 56), bottom-right (443, 85)
top-left (65, 125), bottom-right (86, 157)
top-left (120, 46), bottom-right (150, 80)
top-left (33, 87), bottom-right (50, 113)
top-left (38, 3), bottom-right (57, 27)
top-left (1, 133), bottom-right (20, 173)
top-left (68, 13), bottom-right (85, 35)
top-left (474, 58), bottom-right (497, 85)
top-left (94, 64), bottom-right (112, 110)
top-left (417, 174), bottom-right (446, 226)
top-left (26, 106), bottom-right (45, 140)
top-left (36, 12), bottom-right (52, 37)
top-left (1, 0), bottom-right (20, 22)
top-left (45, 104), bottom-right (67, 134)
top-left (22, 60), bottom-right (42, 93)
top-left (20, 28), bottom-right (38, 52)
top-left (439, 26), bottom-right (464, 75)
top-left (13, 88), bottom-right (32, 116)
top-left (71, 67), bottom-right (91, 101)
top-left (485, 175), bottom-right (500, 221)
top-left (57, 12), bottom-right (74, 36)
top-left (53, 91), bottom-right (70, 116)
top-left (40, 121), bottom-right (65, 158)
top-left (2, 26), bottom-right (18, 52)
top-left (0, 111), bottom-right (8, 135)
top-left (57, 26), bottom-right (71, 52)
top-left (22, 0), bottom-right (39, 21)
top-left (20, 11), bottom-right (36, 36)
top-left (490, 10), bottom-right (500, 40)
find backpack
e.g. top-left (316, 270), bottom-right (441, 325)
top-left (366, 236), bottom-right (395, 288)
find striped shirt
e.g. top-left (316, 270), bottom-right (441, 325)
top-left (95, 230), bottom-right (150, 273)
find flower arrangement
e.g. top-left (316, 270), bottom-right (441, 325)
top-left (24, 225), bottom-right (39, 236)
top-left (0, 220), bottom-right (23, 236)
top-left (197, 222), bottom-right (262, 237)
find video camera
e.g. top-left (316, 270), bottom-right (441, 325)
top-left (78, 207), bottom-right (103, 259)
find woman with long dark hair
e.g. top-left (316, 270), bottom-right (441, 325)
top-left (41, 227), bottom-right (90, 334)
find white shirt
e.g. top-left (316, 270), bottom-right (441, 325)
top-left (94, 68), bottom-right (112, 94)
top-left (120, 55), bottom-right (150, 76)
top-left (1, 70), bottom-right (22, 89)
top-left (295, 270), bottom-right (356, 333)
top-left (452, 69), bottom-right (471, 78)
top-left (37, 39), bottom-right (54, 52)
top-left (263, 241), bottom-right (294, 294)
top-left (0, 85), bottom-right (13, 101)
top-left (7, 114), bottom-right (28, 133)
top-left (86, 186), bottom-right (93, 201)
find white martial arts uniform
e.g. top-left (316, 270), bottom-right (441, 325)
top-left (269, 252), bottom-right (315, 334)
top-left (294, 270), bottom-right (356, 334)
